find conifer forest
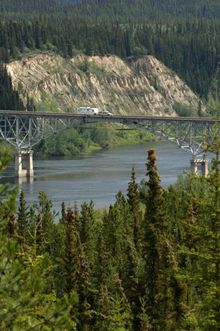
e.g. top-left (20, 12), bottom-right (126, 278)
top-left (1, 146), bottom-right (220, 330)
top-left (0, 1), bottom-right (220, 330)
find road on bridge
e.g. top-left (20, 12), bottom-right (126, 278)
top-left (0, 109), bottom-right (220, 124)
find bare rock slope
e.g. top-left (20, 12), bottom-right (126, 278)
top-left (7, 53), bottom-right (202, 115)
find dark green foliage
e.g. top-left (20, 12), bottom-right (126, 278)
top-left (35, 125), bottom-right (152, 158)
top-left (1, 1), bottom-right (220, 97)
top-left (62, 208), bottom-right (78, 296)
top-left (1, 142), bottom-right (220, 329)
top-left (127, 167), bottom-right (142, 250)
top-left (3, 0), bottom-right (220, 20)
top-left (0, 154), bottom-right (73, 330)
top-left (145, 149), bottom-right (165, 229)
top-left (60, 201), bottom-right (66, 224)
top-left (127, 166), bottom-right (139, 211)
top-left (17, 190), bottom-right (30, 248)
top-left (173, 102), bottom-right (197, 117)
top-left (0, 64), bottom-right (24, 110)
top-left (80, 201), bottom-right (94, 245)
top-left (143, 149), bottom-right (177, 330)
top-left (94, 228), bottom-right (110, 290)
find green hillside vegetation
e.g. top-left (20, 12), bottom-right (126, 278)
top-left (65, 0), bottom-right (220, 21)
top-left (0, 144), bottom-right (219, 330)
top-left (1, 1), bottom-right (220, 98)
top-left (2, 0), bottom-right (220, 20)
top-left (0, 123), bottom-right (155, 158)
top-left (0, 18), bottom-right (219, 98)
top-left (35, 125), bottom-right (155, 157)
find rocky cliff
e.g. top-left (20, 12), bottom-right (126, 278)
top-left (6, 53), bottom-right (203, 116)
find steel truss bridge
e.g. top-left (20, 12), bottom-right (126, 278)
top-left (0, 110), bottom-right (220, 177)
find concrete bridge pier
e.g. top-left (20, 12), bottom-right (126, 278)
top-left (27, 150), bottom-right (34, 177)
top-left (191, 159), bottom-right (198, 175)
top-left (15, 150), bottom-right (34, 178)
top-left (191, 158), bottom-right (209, 177)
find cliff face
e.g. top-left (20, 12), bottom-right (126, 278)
top-left (6, 53), bottom-right (203, 115)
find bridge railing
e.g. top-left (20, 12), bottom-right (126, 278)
top-left (0, 110), bottom-right (219, 156)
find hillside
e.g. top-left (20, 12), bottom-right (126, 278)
top-left (2, 0), bottom-right (220, 20)
top-left (6, 53), bottom-right (202, 116)
top-left (64, 0), bottom-right (220, 21)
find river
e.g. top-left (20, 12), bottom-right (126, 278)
top-left (2, 142), bottom-right (193, 212)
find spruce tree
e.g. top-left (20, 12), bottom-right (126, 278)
top-left (122, 239), bottom-right (141, 331)
top-left (76, 246), bottom-right (94, 331)
top-left (17, 191), bottom-right (29, 244)
top-left (0, 153), bottom-right (72, 330)
top-left (95, 229), bottom-right (110, 288)
top-left (196, 136), bottom-right (220, 330)
top-left (79, 201), bottom-right (95, 261)
top-left (62, 208), bottom-right (78, 296)
top-left (60, 201), bottom-right (66, 224)
top-left (143, 149), bottom-right (176, 330)
top-left (127, 166), bottom-right (139, 211)
top-left (127, 166), bottom-right (142, 250)
top-left (0, 63), bottom-right (24, 110)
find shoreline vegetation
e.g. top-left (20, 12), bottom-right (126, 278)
top-left (0, 125), bottom-right (156, 159)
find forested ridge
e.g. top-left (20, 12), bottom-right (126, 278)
top-left (1, 146), bottom-right (220, 330)
top-left (2, 1), bottom-right (220, 20)
top-left (1, 0), bottom-right (220, 108)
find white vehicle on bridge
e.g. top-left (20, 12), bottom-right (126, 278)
top-left (76, 107), bottom-right (99, 115)
top-left (99, 110), bottom-right (113, 116)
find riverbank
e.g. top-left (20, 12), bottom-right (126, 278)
top-left (0, 124), bottom-right (156, 159)
top-left (34, 124), bottom-right (156, 158)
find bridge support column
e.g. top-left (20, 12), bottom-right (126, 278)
top-left (191, 159), bottom-right (198, 175)
top-left (15, 150), bottom-right (34, 178)
top-left (15, 152), bottom-right (27, 177)
top-left (201, 159), bottom-right (209, 177)
top-left (27, 150), bottom-right (34, 177)
top-left (190, 158), bottom-right (209, 177)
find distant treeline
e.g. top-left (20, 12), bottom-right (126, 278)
top-left (1, 0), bottom-right (220, 110)
top-left (0, 18), bottom-right (220, 98)
top-left (2, 0), bottom-right (220, 21)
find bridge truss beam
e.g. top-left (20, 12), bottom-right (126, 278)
top-left (0, 111), bottom-right (220, 177)
top-left (85, 116), bottom-right (220, 157)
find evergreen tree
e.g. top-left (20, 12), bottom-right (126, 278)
top-left (127, 166), bottom-right (142, 250)
top-left (0, 63), bottom-right (24, 110)
top-left (195, 135), bottom-right (220, 330)
top-left (76, 246), bottom-right (94, 331)
top-left (94, 228), bottom-right (110, 288)
top-left (127, 166), bottom-right (139, 211)
top-left (62, 208), bottom-right (78, 296)
top-left (0, 153), bottom-right (73, 330)
top-left (17, 191), bottom-right (29, 244)
top-left (143, 149), bottom-right (176, 330)
top-left (60, 201), bottom-right (66, 224)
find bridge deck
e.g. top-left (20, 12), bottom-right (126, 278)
top-left (0, 110), bottom-right (219, 124)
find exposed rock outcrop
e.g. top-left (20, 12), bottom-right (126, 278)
top-left (6, 52), bottom-right (203, 115)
